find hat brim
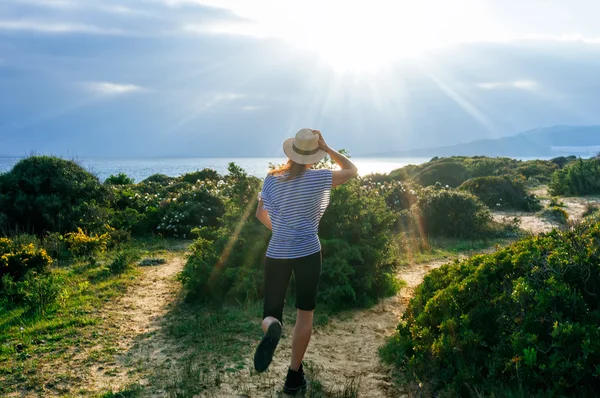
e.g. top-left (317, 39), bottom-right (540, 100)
top-left (282, 138), bottom-right (328, 165)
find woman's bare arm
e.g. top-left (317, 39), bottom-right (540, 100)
top-left (256, 199), bottom-right (272, 230)
top-left (313, 130), bottom-right (358, 187)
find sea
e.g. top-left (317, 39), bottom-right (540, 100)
top-left (0, 157), bottom-right (432, 182)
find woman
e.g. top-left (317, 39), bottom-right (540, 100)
top-left (254, 128), bottom-right (358, 394)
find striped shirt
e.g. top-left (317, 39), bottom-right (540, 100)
top-left (260, 169), bottom-right (333, 259)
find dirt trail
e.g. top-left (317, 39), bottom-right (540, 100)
top-left (81, 257), bottom-right (186, 394)
top-left (67, 254), bottom-right (456, 398)
top-left (213, 259), bottom-right (452, 398)
top-left (492, 187), bottom-right (600, 235)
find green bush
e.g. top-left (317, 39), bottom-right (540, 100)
top-left (179, 164), bottom-right (267, 304)
top-left (0, 212), bottom-right (8, 235)
top-left (181, 169), bottom-right (220, 184)
top-left (541, 206), bottom-right (569, 225)
top-left (105, 173), bottom-right (135, 185)
top-left (181, 167), bottom-right (400, 310)
top-left (1, 271), bottom-right (64, 314)
top-left (141, 174), bottom-right (175, 184)
top-left (459, 176), bottom-right (541, 212)
top-left (106, 228), bottom-right (131, 248)
top-left (514, 160), bottom-right (558, 183)
top-left (0, 156), bottom-right (110, 234)
top-left (318, 179), bottom-right (399, 309)
top-left (381, 219), bottom-right (600, 397)
top-left (549, 158), bottom-right (600, 196)
top-left (0, 238), bottom-right (53, 281)
top-left (583, 203), bottom-right (599, 218)
top-left (384, 157), bottom-right (565, 187)
top-left (549, 197), bottom-right (565, 207)
top-left (42, 232), bottom-right (71, 264)
top-left (465, 157), bottom-right (517, 178)
top-left (410, 187), bottom-right (492, 238)
top-left (550, 156), bottom-right (574, 169)
top-left (413, 161), bottom-right (470, 188)
top-left (108, 249), bottom-right (138, 274)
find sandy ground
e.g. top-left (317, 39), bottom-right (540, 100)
top-left (493, 187), bottom-right (600, 235)
top-left (211, 260), bottom-right (452, 398)
top-left (82, 257), bottom-right (186, 395)
top-left (61, 255), bottom-right (454, 398)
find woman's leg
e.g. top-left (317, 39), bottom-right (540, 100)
top-left (290, 309), bottom-right (314, 371)
top-left (290, 251), bottom-right (322, 371)
top-left (254, 257), bottom-right (293, 372)
top-left (262, 257), bottom-right (293, 325)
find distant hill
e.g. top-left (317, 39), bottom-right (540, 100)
top-left (375, 125), bottom-right (600, 158)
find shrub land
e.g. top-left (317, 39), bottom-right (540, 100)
top-left (0, 153), bottom-right (595, 395)
top-left (381, 217), bottom-right (600, 397)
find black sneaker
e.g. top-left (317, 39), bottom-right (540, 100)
top-left (253, 321), bottom-right (282, 372)
top-left (283, 364), bottom-right (307, 395)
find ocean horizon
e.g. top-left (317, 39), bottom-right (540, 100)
top-left (0, 156), bottom-right (436, 182)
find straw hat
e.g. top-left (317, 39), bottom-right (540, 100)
top-left (283, 128), bottom-right (328, 165)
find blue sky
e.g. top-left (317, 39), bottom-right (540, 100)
top-left (1, 0), bottom-right (600, 157)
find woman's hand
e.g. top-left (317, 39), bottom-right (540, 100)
top-left (312, 129), bottom-right (330, 152)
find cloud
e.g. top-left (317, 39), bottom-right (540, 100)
top-left (477, 80), bottom-right (539, 90)
top-left (212, 93), bottom-right (245, 101)
top-left (97, 5), bottom-right (142, 15)
top-left (527, 34), bottom-right (600, 44)
top-left (85, 82), bottom-right (145, 95)
top-left (183, 21), bottom-right (263, 37)
top-left (202, 92), bottom-right (245, 109)
top-left (11, 0), bottom-right (75, 8)
top-left (0, 20), bottom-right (123, 34)
top-left (242, 105), bottom-right (260, 111)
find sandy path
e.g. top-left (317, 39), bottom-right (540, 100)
top-left (81, 257), bottom-right (186, 394)
top-left (492, 187), bottom-right (600, 235)
top-left (212, 259), bottom-right (451, 398)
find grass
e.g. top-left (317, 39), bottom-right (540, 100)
top-left (143, 300), bottom-right (263, 397)
top-left (0, 237), bottom-right (188, 396)
top-left (541, 206), bottom-right (569, 225)
top-left (304, 361), bottom-right (361, 398)
top-left (97, 383), bottom-right (144, 397)
top-left (394, 236), bottom-right (514, 266)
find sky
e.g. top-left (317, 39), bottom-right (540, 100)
top-left (1, 0), bottom-right (600, 157)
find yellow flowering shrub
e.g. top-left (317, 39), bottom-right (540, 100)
top-left (0, 238), bottom-right (53, 280)
top-left (64, 228), bottom-right (109, 257)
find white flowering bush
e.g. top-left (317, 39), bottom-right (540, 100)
top-left (110, 171), bottom-right (226, 237)
top-left (361, 177), bottom-right (421, 212)
top-left (110, 186), bottom-right (164, 234)
top-left (156, 180), bottom-right (225, 238)
top-left (459, 176), bottom-right (541, 212)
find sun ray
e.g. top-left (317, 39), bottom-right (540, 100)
top-left (417, 59), bottom-right (497, 133)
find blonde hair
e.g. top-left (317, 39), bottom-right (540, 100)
top-left (269, 160), bottom-right (310, 181)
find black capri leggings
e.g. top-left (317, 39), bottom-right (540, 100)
top-left (263, 251), bottom-right (322, 324)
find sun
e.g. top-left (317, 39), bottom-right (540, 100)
top-left (196, 0), bottom-right (499, 74)
top-left (261, 0), bottom-right (493, 74)
top-left (287, 3), bottom-right (433, 73)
